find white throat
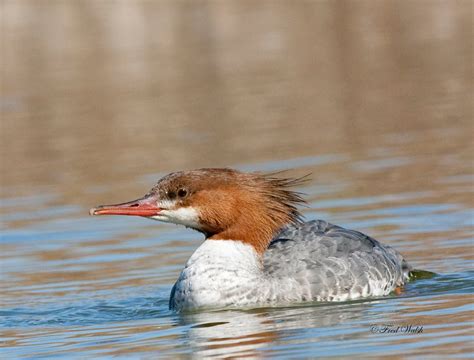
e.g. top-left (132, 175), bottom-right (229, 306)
top-left (150, 204), bottom-right (201, 229)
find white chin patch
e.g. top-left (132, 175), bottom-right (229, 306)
top-left (150, 206), bottom-right (200, 229)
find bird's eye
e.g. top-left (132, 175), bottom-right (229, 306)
top-left (167, 191), bottom-right (176, 200)
top-left (178, 188), bottom-right (188, 198)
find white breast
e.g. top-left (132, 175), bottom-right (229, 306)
top-left (169, 239), bottom-right (315, 311)
top-left (170, 240), bottom-right (267, 311)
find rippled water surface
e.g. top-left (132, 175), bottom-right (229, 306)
top-left (1, 1), bottom-right (473, 359)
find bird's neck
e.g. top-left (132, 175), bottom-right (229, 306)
top-left (208, 221), bottom-right (276, 256)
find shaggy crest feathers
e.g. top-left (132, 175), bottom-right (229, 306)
top-left (240, 171), bottom-right (308, 225)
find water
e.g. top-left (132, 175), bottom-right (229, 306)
top-left (2, 148), bottom-right (473, 358)
top-left (1, 1), bottom-right (473, 358)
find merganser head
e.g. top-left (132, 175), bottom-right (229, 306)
top-left (90, 168), bottom-right (307, 254)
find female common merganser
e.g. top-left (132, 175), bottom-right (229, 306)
top-left (90, 168), bottom-right (411, 312)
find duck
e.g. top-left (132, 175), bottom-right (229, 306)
top-left (90, 168), bottom-right (411, 312)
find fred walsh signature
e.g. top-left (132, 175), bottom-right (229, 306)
top-left (370, 324), bottom-right (423, 334)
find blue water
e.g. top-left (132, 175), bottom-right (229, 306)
top-left (1, 149), bottom-right (473, 359)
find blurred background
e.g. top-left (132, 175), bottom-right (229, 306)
top-left (2, 1), bottom-right (471, 204)
top-left (1, 1), bottom-right (473, 358)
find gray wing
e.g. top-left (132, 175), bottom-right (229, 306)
top-left (264, 220), bottom-right (411, 300)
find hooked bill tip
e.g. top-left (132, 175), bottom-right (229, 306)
top-left (89, 207), bottom-right (99, 216)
